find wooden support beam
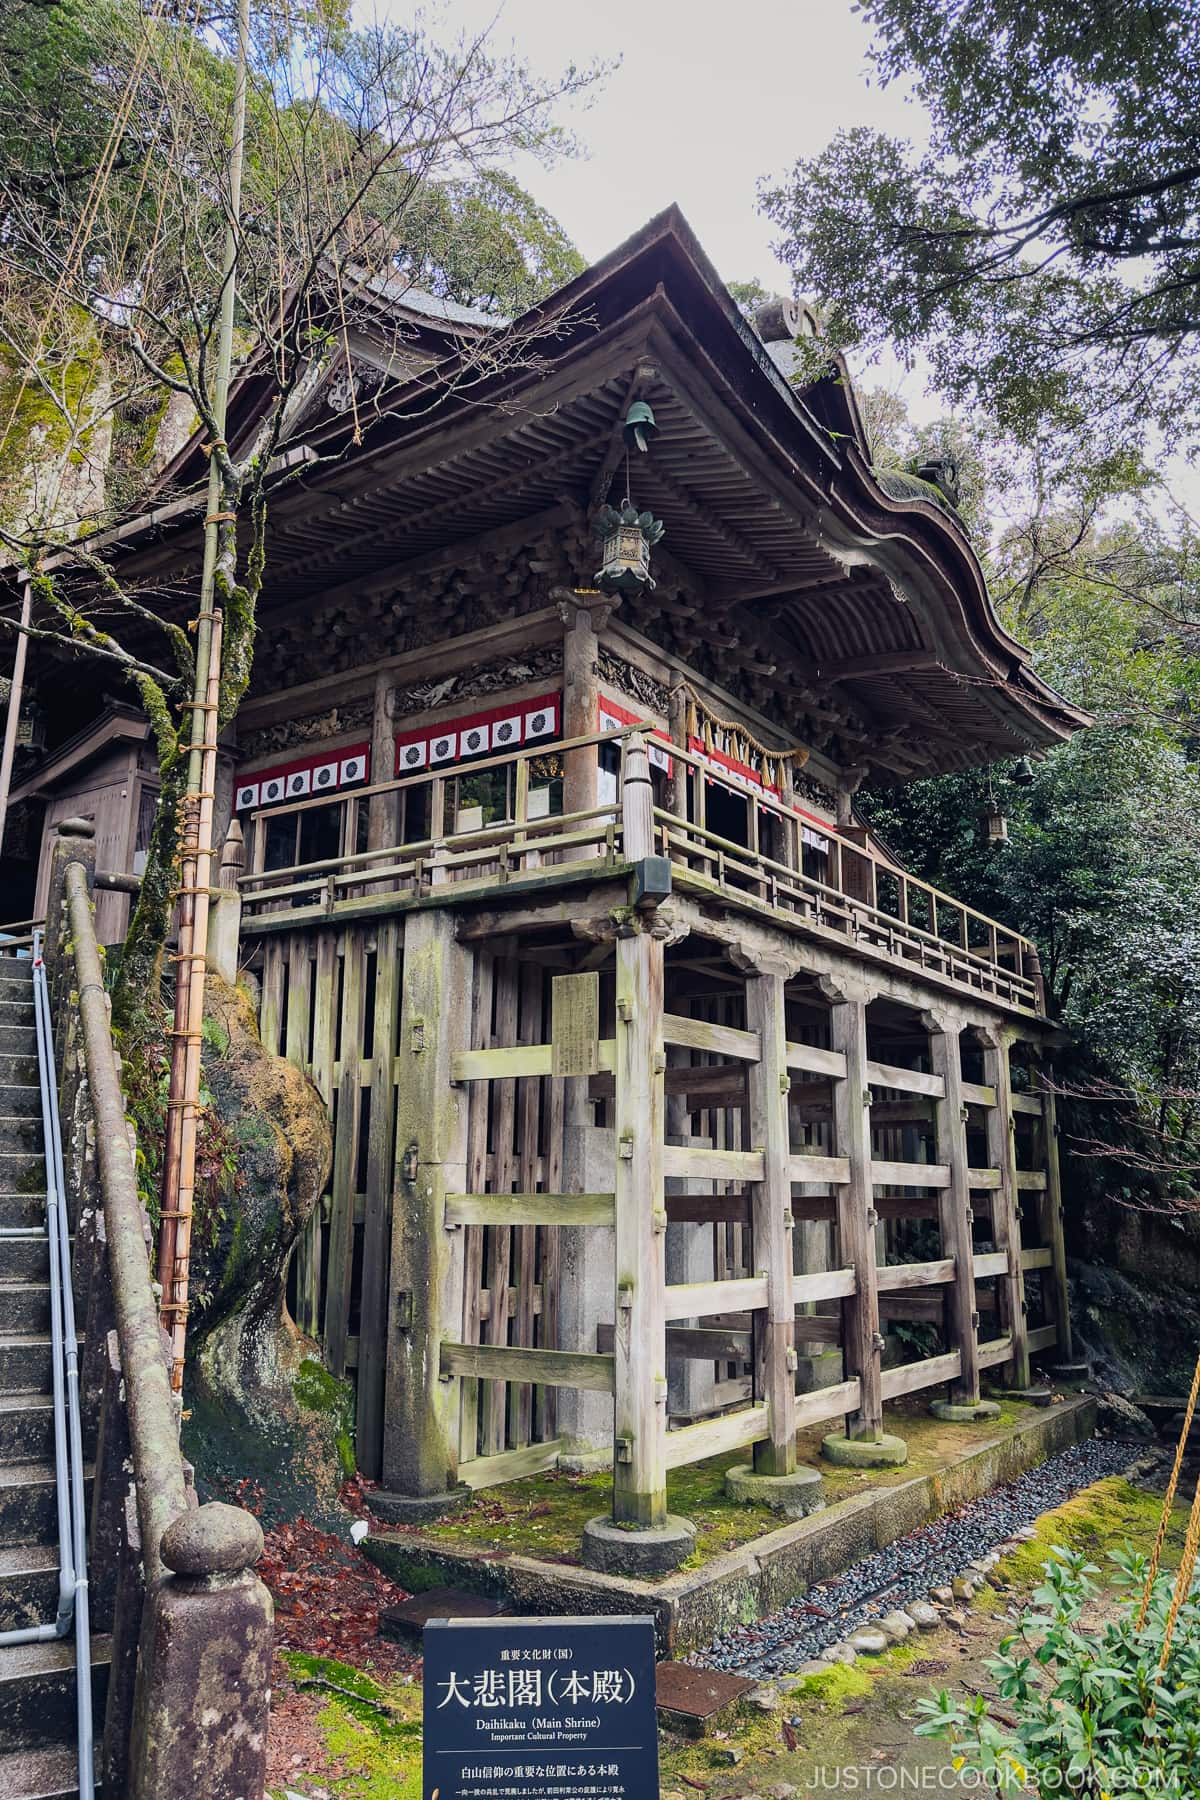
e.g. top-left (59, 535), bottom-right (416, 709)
top-left (881, 1350), bottom-right (962, 1400)
top-left (981, 1029), bottom-right (1030, 1388)
top-left (481, 961), bottom-right (519, 1456)
top-left (829, 988), bottom-right (883, 1440)
top-left (1035, 1074), bottom-right (1073, 1359)
top-left (871, 1160), bottom-right (951, 1188)
top-left (664, 1013), bottom-right (762, 1061)
top-left (789, 1153), bottom-right (851, 1184)
top-left (786, 1041), bottom-right (847, 1079)
top-left (664, 1403), bottom-right (769, 1470)
top-left (452, 1041), bottom-right (617, 1082)
top-left (446, 1192), bottom-right (616, 1227)
top-left (665, 1191), bottom-right (752, 1226)
top-left (793, 1267), bottom-right (857, 1302)
top-left (441, 1343), bottom-right (616, 1391)
top-left (928, 1017), bottom-right (980, 1405)
top-left (1016, 1169), bottom-right (1048, 1191)
top-left (876, 1258), bottom-right (956, 1292)
top-left (611, 735), bottom-right (668, 1527)
top-left (459, 1438), bottom-right (564, 1490)
top-left (867, 1060), bottom-right (945, 1097)
top-left (962, 1081), bottom-right (998, 1108)
top-left (599, 1322), bottom-right (754, 1361)
top-left (973, 1250), bottom-right (1008, 1279)
top-left (382, 910), bottom-right (472, 1501)
top-left (663, 1145), bottom-right (765, 1182)
top-left (744, 965), bottom-right (797, 1475)
top-left (1027, 1324), bottom-right (1058, 1352)
top-left (664, 1277), bottom-right (768, 1320)
top-left (978, 1335), bottom-right (1013, 1368)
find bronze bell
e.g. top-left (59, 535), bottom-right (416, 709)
top-left (623, 401), bottom-right (658, 453)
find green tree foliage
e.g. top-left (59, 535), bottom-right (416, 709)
top-left (858, 404), bottom-right (1200, 1214)
top-left (761, 0), bottom-right (1200, 450)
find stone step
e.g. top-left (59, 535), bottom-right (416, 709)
top-left (0, 1119), bottom-right (40, 1153)
top-left (0, 1541), bottom-right (60, 1633)
top-left (0, 1635), bottom-right (111, 1756)
top-left (0, 1743), bottom-right (95, 1800)
top-left (0, 1289), bottom-right (50, 1337)
top-left (0, 967), bottom-right (33, 991)
top-left (0, 1089), bottom-right (39, 1121)
top-left (0, 1240), bottom-right (49, 1285)
top-left (0, 1340), bottom-right (53, 1401)
top-left (0, 1004), bottom-right (34, 1032)
top-left (0, 1396), bottom-right (54, 1466)
top-left (0, 1061), bottom-right (36, 1091)
top-left (0, 1029), bottom-right (35, 1060)
top-left (0, 1155), bottom-right (44, 1195)
top-left (0, 1463), bottom-right (91, 1554)
top-left (0, 1196), bottom-right (44, 1233)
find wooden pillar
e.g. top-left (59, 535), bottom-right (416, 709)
top-left (559, 592), bottom-right (611, 817)
top-left (380, 909), bottom-right (472, 1503)
top-left (367, 672), bottom-right (399, 852)
top-left (611, 734), bottom-right (667, 1525)
top-left (1034, 1061), bottom-right (1073, 1360)
top-left (925, 1011), bottom-right (980, 1404)
top-left (825, 979), bottom-right (883, 1439)
top-left (741, 956), bottom-right (797, 1474)
top-left (980, 1026), bottom-right (1030, 1388)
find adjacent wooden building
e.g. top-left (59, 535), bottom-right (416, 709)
top-left (5, 209), bottom-right (1085, 1561)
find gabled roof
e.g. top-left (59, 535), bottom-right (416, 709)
top-left (19, 206), bottom-right (1087, 779)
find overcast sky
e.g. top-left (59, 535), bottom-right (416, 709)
top-left (417, 0), bottom-right (921, 293)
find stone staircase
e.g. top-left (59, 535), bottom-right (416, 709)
top-left (0, 960), bottom-right (107, 1800)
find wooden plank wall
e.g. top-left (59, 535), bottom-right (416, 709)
top-left (459, 951), bottom-right (567, 1473)
top-left (257, 924), bottom-right (401, 1476)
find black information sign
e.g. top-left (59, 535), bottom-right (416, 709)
top-left (423, 1613), bottom-right (659, 1800)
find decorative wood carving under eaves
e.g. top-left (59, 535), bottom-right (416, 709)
top-left (391, 645), bottom-right (563, 718)
top-left (239, 696), bottom-right (374, 760)
top-left (597, 649), bottom-right (670, 716)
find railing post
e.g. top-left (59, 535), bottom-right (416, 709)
top-left (44, 816), bottom-right (95, 979)
top-left (925, 1011), bottom-right (981, 1406)
top-left (622, 732), bottom-right (655, 861)
top-left (128, 1503), bottom-right (272, 1800)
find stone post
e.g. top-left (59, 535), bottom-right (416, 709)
top-left (43, 816), bottom-right (95, 975)
top-left (128, 1502), bottom-right (272, 1800)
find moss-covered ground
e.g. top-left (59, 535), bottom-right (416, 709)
top-left (406, 1395), bottom-right (1032, 1571)
top-left (266, 1431), bottom-right (1172, 1799)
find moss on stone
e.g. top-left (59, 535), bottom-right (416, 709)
top-left (294, 1358), bottom-right (356, 1478)
top-left (782, 1660), bottom-right (873, 1710)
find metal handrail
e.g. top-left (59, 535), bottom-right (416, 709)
top-left (0, 930), bottom-right (94, 1796)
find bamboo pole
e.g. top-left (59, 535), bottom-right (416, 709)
top-left (0, 572), bottom-right (33, 858)
top-left (157, 0), bottom-right (250, 1384)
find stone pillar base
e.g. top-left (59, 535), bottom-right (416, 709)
top-left (724, 1463), bottom-right (825, 1518)
top-left (929, 1399), bottom-right (1002, 1424)
top-left (580, 1514), bottom-right (695, 1576)
top-left (821, 1432), bottom-right (908, 1469)
top-left (371, 1485), bottom-right (472, 1524)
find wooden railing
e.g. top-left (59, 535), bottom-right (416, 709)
top-left (238, 727), bottom-right (1043, 1013)
top-left (43, 822), bottom-right (272, 1800)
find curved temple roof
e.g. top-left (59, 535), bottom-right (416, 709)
top-left (15, 207), bottom-right (1088, 782)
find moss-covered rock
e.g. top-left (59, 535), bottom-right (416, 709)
top-left (183, 972), bottom-right (341, 1523)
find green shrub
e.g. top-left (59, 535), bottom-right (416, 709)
top-left (915, 1544), bottom-right (1200, 1794)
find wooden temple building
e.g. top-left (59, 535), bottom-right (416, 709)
top-left (4, 208), bottom-right (1086, 1566)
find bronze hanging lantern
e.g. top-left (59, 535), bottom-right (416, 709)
top-left (593, 501), bottom-right (665, 599)
top-left (14, 689), bottom-right (45, 755)
top-left (980, 773), bottom-right (1008, 845)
